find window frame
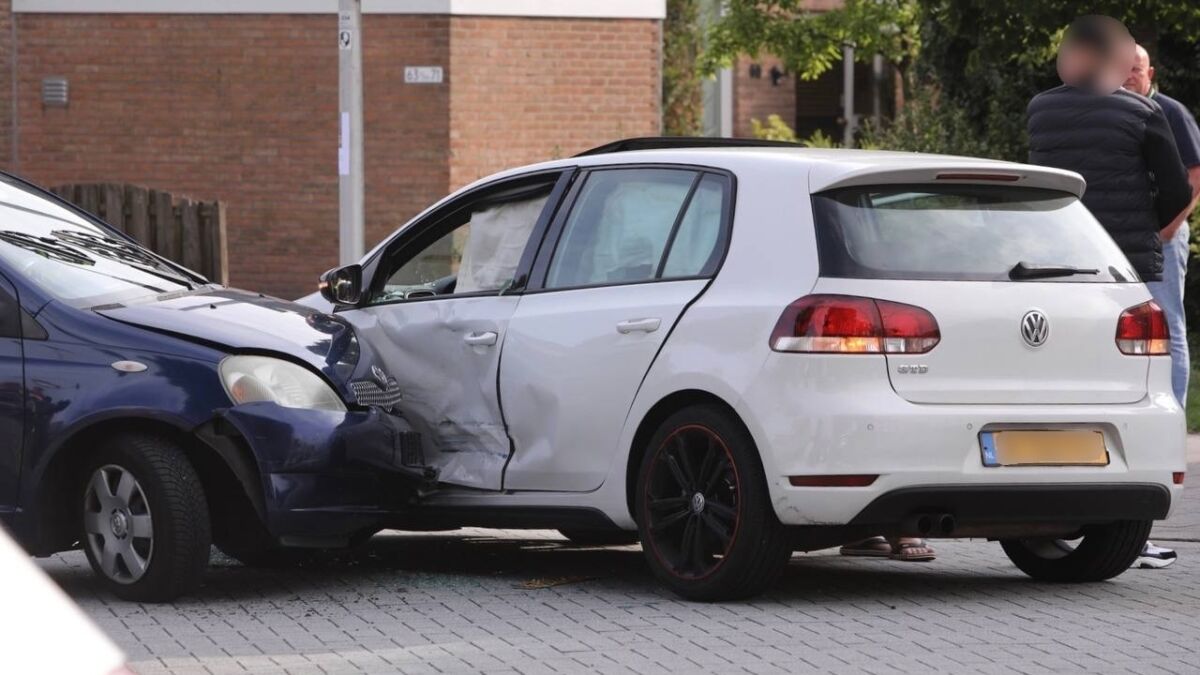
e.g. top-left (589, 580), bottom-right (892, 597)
top-left (526, 163), bottom-right (736, 293)
top-left (358, 168), bottom-right (575, 309)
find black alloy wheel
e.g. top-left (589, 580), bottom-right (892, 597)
top-left (635, 405), bottom-right (792, 601)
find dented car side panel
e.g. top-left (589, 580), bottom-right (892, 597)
top-left (344, 296), bottom-right (518, 490)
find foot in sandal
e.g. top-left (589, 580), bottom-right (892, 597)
top-left (840, 536), bottom-right (936, 562)
top-left (888, 537), bottom-right (936, 562)
top-left (840, 536), bottom-right (893, 557)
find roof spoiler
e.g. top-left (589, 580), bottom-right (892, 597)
top-left (574, 136), bottom-right (800, 157)
top-left (811, 165), bottom-right (1087, 198)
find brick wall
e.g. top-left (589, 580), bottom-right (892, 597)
top-left (10, 12), bottom-right (658, 299)
top-left (0, 0), bottom-right (10, 169)
top-left (447, 16), bottom-right (660, 190)
top-left (732, 54), bottom-right (795, 138)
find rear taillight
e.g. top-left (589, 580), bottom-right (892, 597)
top-left (770, 294), bottom-right (940, 354)
top-left (1116, 301), bottom-right (1169, 355)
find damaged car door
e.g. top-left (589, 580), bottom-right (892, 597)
top-left (339, 170), bottom-right (571, 490)
top-left (500, 168), bottom-right (732, 491)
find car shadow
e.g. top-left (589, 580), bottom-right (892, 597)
top-left (43, 530), bottom-right (1057, 606)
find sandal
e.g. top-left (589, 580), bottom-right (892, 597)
top-left (890, 538), bottom-right (936, 562)
top-left (840, 536), bottom-right (893, 558)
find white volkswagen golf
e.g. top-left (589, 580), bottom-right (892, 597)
top-left (305, 138), bottom-right (1185, 601)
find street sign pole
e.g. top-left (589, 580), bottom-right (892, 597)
top-left (338, 0), bottom-right (365, 266)
top-left (842, 42), bottom-right (857, 148)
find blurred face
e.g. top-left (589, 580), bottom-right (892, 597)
top-left (1124, 45), bottom-right (1154, 95)
top-left (1057, 42), bottom-right (1101, 86)
top-left (1057, 20), bottom-right (1136, 94)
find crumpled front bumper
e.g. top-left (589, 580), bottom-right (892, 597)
top-left (212, 402), bottom-right (425, 544)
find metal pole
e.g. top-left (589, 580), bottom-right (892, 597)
top-left (842, 43), bottom-right (856, 148)
top-left (338, 0), bottom-right (365, 266)
top-left (872, 53), bottom-right (884, 127)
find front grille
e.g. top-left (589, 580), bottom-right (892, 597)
top-left (350, 377), bottom-right (403, 411)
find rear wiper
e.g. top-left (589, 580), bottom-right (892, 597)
top-left (1008, 261), bottom-right (1100, 280)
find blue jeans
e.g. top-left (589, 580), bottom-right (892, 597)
top-left (1147, 223), bottom-right (1190, 406)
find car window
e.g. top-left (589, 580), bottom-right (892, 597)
top-left (369, 185), bottom-right (551, 305)
top-left (660, 173), bottom-right (727, 278)
top-left (545, 169), bottom-right (697, 289)
top-left (813, 185), bottom-right (1138, 282)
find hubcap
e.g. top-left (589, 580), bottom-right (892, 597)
top-left (83, 464), bottom-right (154, 584)
top-left (644, 425), bottom-right (740, 579)
top-left (110, 510), bottom-right (129, 538)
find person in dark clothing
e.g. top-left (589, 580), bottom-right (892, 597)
top-left (1026, 16), bottom-right (1192, 570)
top-left (1026, 15), bottom-right (1192, 282)
top-left (1125, 43), bottom-right (1200, 408)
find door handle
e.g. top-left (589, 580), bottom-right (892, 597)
top-left (463, 331), bottom-right (499, 346)
top-left (616, 318), bottom-right (661, 334)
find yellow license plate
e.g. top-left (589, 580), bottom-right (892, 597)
top-left (980, 430), bottom-right (1109, 467)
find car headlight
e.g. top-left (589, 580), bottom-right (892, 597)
top-left (219, 355), bottom-right (346, 412)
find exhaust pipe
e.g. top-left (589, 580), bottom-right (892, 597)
top-left (902, 513), bottom-right (935, 536)
top-left (901, 513), bottom-right (956, 537)
top-left (936, 513), bottom-right (956, 536)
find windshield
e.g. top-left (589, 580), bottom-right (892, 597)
top-left (0, 178), bottom-right (197, 307)
top-left (812, 184), bottom-right (1138, 283)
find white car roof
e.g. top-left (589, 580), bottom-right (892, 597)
top-left (473, 146), bottom-right (1087, 198)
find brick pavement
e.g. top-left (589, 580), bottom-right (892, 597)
top-left (36, 437), bottom-right (1200, 675)
top-left (40, 526), bottom-right (1200, 674)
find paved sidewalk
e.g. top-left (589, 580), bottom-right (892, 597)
top-left (35, 436), bottom-right (1200, 674)
top-left (41, 537), bottom-right (1200, 674)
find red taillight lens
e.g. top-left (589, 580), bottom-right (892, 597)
top-left (770, 294), bottom-right (940, 354)
top-left (877, 299), bottom-right (941, 354)
top-left (1116, 301), bottom-right (1169, 355)
top-left (771, 295), bottom-right (881, 353)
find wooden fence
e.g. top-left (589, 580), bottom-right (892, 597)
top-left (51, 183), bottom-right (228, 284)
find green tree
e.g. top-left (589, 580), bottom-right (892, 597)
top-left (915, 1), bottom-right (1200, 160)
top-left (704, 1), bottom-right (1200, 159)
top-left (701, 0), bottom-right (920, 81)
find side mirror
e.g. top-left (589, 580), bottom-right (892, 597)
top-left (318, 264), bottom-right (363, 307)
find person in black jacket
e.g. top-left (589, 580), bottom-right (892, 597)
top-left (1027, 15), bottom-right (1191, 282)
top-left (1027, 16), bottom-right (1191, 570)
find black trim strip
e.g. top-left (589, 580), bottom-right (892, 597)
top-left (847, 483), bottom-right (1172, 525)
top-left (654, 173), bottom-right (703, 280)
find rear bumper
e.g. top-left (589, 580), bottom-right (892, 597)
top-left (738, 352), bottom-right (1186, 527)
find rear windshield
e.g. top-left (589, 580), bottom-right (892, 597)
top-left (812, 185), bottom-right (1138, 283)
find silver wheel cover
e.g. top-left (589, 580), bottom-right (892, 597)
top-left (83, 464), bottom-right (154, 584)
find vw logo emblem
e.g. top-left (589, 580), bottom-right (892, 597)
top-left (1020, 310), bottom-right (1050, 347)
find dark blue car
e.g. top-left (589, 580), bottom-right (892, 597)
top-left (0, 174), bottom-right (415, 602)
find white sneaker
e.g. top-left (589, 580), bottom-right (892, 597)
top-left (1133, 541), bottom-right (1177, 569)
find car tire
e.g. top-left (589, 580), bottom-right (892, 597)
top-left (557, 528), bottom-right (639, 546)
top-left (80, 433), bottom-right (211, 602)
top-left (999, 520), bottom-right (1152, 582)
top-left (635, 404), bottom-right (792, 601)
